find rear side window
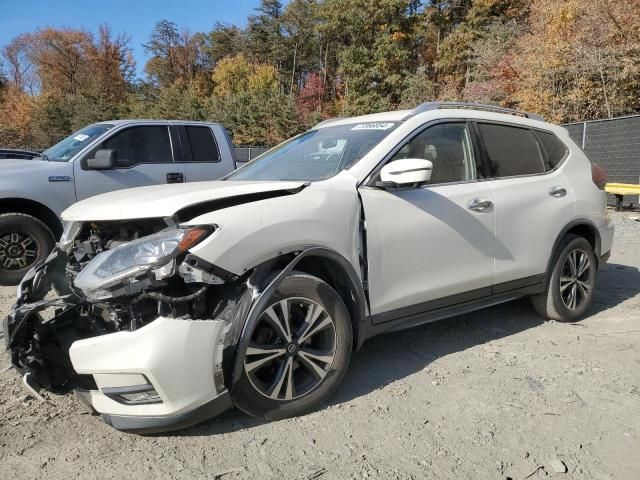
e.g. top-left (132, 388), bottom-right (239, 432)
top-left (102, 126), bottom-right (173, 167)
top-left (186, 126), bottom-right (219, 162)
top-left (478, 123), bottom-right (545, 178)
top-left (537, 131), bottom-right (568, 169)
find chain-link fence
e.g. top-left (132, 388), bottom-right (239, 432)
top-left (564, 115), bottom-right (640, 207)
top-left (234, 146), bottom-right (269, 165)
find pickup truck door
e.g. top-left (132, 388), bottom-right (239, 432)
top-left (178, 125), bottom-right (237, 181)
top-left (73, 124), bottom-right (185, 201)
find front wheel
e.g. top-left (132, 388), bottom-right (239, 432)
top-left (0, 213), bottom-right (55, 286)
top-left (232, 273), bottom-right (353, 420)
top-left (531, 235), bottom-right (597, 322)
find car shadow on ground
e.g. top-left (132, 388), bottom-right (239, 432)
top-left (174, 262), bottom-right (640, 438)
top-left (590, 262), bottom-right (640, 315)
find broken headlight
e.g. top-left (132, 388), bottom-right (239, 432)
top-left (74, 226), bottom-right (212, 301)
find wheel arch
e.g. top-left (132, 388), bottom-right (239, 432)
top-left (0, 198), bottom-right (63, 238)
top-left (228, 246), bottom-right (367, 387)
top-left (546, 219), bottom-right (601, 281)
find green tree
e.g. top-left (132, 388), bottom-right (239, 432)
top-left (320, 0), bottom-right (421, 114)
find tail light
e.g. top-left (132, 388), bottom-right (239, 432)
top-left (591, 164), bottom-right (607, 190)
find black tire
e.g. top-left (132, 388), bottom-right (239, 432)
top-left (0, 213), bottom-right (55, 286)
top-left (232, 272), bottom-right (353, 421)
top-left (531, 235), bottom-right (597, 322)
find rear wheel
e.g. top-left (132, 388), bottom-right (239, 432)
top-left (0, 213), bottom-right (55, 286)
top-left (531, 235), bottom-right (597, 322)
top-left (232, 273), bottom-right (352, 420)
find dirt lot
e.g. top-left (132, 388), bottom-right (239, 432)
top-left (0, 211), bottom-right (639, 480)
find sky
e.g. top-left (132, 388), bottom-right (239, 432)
top-left (0, 0), bottom-right (262, 78)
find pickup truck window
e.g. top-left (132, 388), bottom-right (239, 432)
top-left (44, 124), bottom-right (114, 162)
top-left (101, 126), bottom-right (174, 167)
top-left (186, 126), bottom-right (220, 162)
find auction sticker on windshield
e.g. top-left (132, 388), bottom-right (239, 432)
top-left (351, 122), bottom-right (396, 130)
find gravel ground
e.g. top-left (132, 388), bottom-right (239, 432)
top-left (1, 211), bottom-right (639, 480)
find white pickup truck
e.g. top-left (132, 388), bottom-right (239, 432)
top-left (0, 120), bottom-right (238, 285)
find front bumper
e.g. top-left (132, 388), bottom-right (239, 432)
top-left (78, 389), bottom-right (233, 434)
top-left (68, 315), bottom-right (232, 432)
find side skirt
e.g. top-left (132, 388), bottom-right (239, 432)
top-left (363, 275), bottom-right (545, 340)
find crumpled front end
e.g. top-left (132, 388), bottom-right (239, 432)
top-left (4, 219), bottom-right (243, 433)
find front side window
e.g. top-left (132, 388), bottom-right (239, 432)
top-left (478, 123), bottom-right (545, 178)
top-left (388, 122), bottom-right (477, 184)
top-left (101, 126), bottom-right (173, 167)
top-left (227, 122), bottom-right (399, 182)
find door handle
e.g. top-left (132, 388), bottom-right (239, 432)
top-left (166, 172), bottom-right (184, 184)
top-left (549, 186), bottom-right (567, 198)
top-left (467, 197), bottom-right (494, 212)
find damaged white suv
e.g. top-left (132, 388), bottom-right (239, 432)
top-left (5, 103), bottom-right (614, 433)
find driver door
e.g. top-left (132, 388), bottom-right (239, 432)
top-left (359, 121), bottom-right (496, 323)
top-left (74, 125), bottom-right (185, 200)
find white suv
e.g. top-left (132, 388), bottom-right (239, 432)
top-left (5, 102), bottom-right (614, 433)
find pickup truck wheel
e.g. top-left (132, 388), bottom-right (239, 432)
top-left (0, 213), bottom-right (55, 286)
top-left (232, 273), bottom-right (352, 421)
top-left (531, 235), bottom-right (597, 322)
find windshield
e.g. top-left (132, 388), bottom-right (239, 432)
top-left (43, 124), bottom-right (114, 162)
top-left (227, 122), bottom-right (400, 181)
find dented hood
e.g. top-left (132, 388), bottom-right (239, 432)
top-left (62, 180), bottom-right (307, 221)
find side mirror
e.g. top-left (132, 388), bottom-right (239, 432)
top-left (379, 158), bottom-right (433, 187)
top-left (86, 149), bottom-right (117, 170)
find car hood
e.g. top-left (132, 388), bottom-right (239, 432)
top-left (62, 180), bottom-right (308, 221)
top-left (0, 159), bottom-right (50, 176)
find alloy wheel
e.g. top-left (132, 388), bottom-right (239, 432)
top-left (244, 297), bottom-right (337, 401)
top-left (559, 248), bottom-right (592, 310)
top-left (0, 232), bottom-right (38, 270)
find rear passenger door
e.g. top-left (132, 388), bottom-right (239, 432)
top-left (179, 125), bottom-right (229, 181)
top-left (74, 124), bottom-right (185, 200)
top-left (475, 122), bottom-right (575, 289)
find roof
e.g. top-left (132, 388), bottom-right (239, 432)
top-left (314, 102), bottom-right (552, 130)
top-left (94, 119), bottom-right (222, 126)
top-left (313, 110), bottom-right (413, 129)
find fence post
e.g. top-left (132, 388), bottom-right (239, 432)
top-left (581, 122), bottom-right (587, 149)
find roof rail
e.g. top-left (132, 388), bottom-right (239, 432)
top-left (409, 102), bottom-right (544, 121)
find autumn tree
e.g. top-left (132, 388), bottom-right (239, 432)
top-left (208, 54), bottom-right (297, 144)
top-left (514, 0), bottom-right (640, 121)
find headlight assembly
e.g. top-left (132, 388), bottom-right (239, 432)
top-left (74, 226), bottom-right (212, 301)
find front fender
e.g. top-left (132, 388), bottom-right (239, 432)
top-left (185, 174), bottom-right (362, 277)
top-left (227, 246), bottom-right (368, 386)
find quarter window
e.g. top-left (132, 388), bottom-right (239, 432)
top-left (101, 126), bottom-right (173, 167)
top-left (186, 126), bottom-right (220, 162)
top-left (389, 123), bottom-right (477, 184)
top-left (537, 131), bottom-right (568, 169)
top-left (478, 123), bottom-right (545, 177)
